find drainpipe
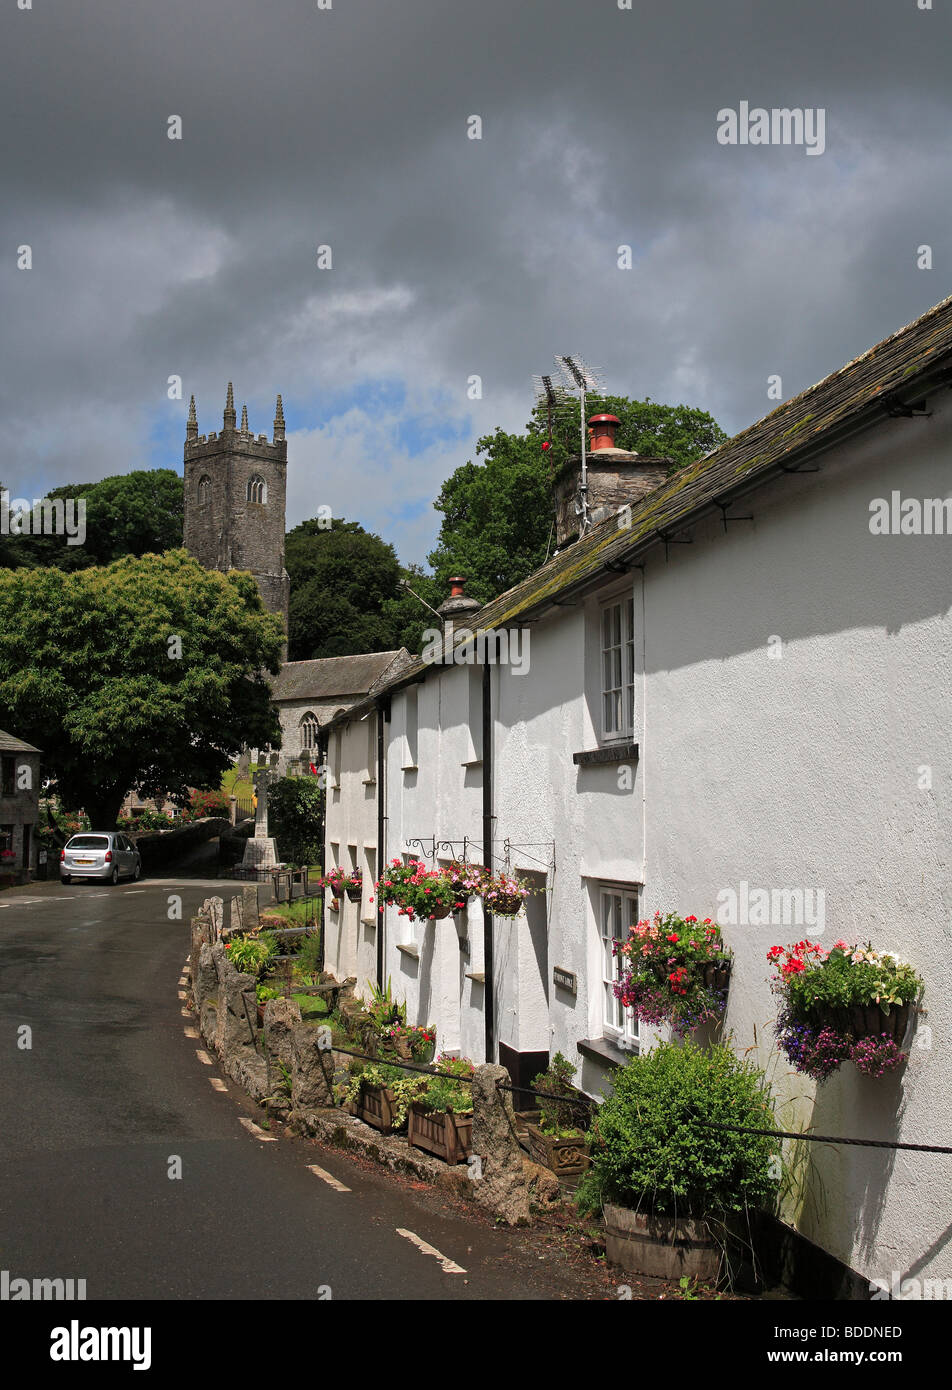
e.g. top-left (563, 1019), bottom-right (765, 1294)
top-left (316, 724), bottom-right (328, 974)
top-left (482, 662), bottom-right (495, 1063)
top-left (376, 698), bottom-right (388, 992)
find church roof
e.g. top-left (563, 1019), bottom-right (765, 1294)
top-left (272, 650), bottom-right (410, 703)
top-left (0, 728), bottom-right (41, 754)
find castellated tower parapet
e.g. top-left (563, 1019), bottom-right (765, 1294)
top-left (183, 385), bottom-right (290, 648)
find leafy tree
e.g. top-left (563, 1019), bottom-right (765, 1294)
top-left (0, 469), bottom-right (183, 571)
top-left (286, 518), bottom-right (405, 660)
top-left (426, 396), bottom-right (727, 605)
top-left (268, 774), bottom-right (323, 867)
top-left (0, 549), bottom-right (283, 828)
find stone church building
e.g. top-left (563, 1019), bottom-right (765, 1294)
top-left (181, 386), bottom-right (409, 771)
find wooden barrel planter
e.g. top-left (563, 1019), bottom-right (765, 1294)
top-left (526, 1125), bottom-right (590, 1177)
top-left (603, 1204), bottom-right (722, 1282)
top-left (813, 1002), bottom-right (911, 1043)
top-left (356, 1083), bottom-right (403, 1133)
top-left (407, 1104), bottom-right (473, 1163)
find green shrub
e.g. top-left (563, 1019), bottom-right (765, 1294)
top-left (226, 931), bottom-right (277, 980)
top-left (532, 1051), bottom-right (588, 1136)
top-left (586, 1041), bottom-right (781, 1218)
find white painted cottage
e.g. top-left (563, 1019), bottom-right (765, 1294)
top-left (324, 293), bottom-right (952, 1294)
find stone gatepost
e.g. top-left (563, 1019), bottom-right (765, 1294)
top-left (195, 941), bottom-right (220, 1046)
top-left (229, 895), bottom-right (242, 933)
top-left (290, 1022), bottom-right (335, 1113)
top-left (471, 1064), bottom-right (531, 1226)
top-left (264, 997), bottom-right (302, 1115)
top-left (206, 896), bottom-right (224, 943)
top-left (242, 884), bottom-right (259, 931)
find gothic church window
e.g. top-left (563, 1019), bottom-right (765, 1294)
top-left (197, 475), bottom-right (211, 507)
top-left (300, 713), bottom-right (319, 750)
top-left (247, 475), bottom-right (267, 504)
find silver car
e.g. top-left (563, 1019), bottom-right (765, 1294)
top-left (60, 832), bottom-right (142, 885)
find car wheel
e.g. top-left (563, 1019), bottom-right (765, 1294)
top-left (110, 866), bottom-right (119, 885)
top-left (133, 861), bottom-right (141, 881)
top-left (61, 874), bottom-right (70, 886)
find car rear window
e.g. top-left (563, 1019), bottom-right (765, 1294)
top-left (67, 836), bottom-right (110, 849)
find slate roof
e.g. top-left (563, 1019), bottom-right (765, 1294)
top-left (0, 728), bottom-right (41, 754)
top-left (326, 291), bottom-right (952, 728)
top-left (272, 650), bottom-right (409, 702)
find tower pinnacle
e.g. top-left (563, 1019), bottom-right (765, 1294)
top-left (240, 403), bottom-right (249, 434)
top-left (186, 394), bottom-right (198, 441)
top-left (273, 393), bottom-right (285, 442)
top-left (224, 382), bottom-right (236, 429)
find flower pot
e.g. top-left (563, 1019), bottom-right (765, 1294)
top-left (344, 884), bottom-right (362, 902)
top-left (357, 1083), bottom-right (403, 1133)
top-left (526, 1124), bottom-right (590, 1177)
top-left (407, 1103), bottom-right (473, 1163)
top-left (329, 897), bottom-right (340, 913)
top-left (602, 1203), bottom-right (722, 1283)
top-left (393, 1033), bottom-right (413, 1061)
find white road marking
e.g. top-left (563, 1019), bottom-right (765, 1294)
top-left (123, 890), bottom-right (146, 896)
top-left (395, 1228), bottom-right (467, 1274)
top-left (88, 893), bottom-right (110, 898)
top-left (183, 1026), bottom-right (199, 1038)
top-left (195, 1049), bottom-right (214, 1065)
top-left (307, 1164), bottom-right (351, 1193)
top-left (180, 1007), bottom-right (192, 1017)
top-left (177, 990), bottom-right (187, 1000)
top-left (239, 1117), bottom-right (277, 1141)
top-left (209, 1077), bottom-right (228, 1092)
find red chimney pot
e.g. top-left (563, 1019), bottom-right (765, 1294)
top-left (587, 413), bottom-right (621, 451)
top-left (448, 576), bottom-right (467, 597)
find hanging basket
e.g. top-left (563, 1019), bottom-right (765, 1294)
top-left (344, 883), bottom-right (363, 902)
top-left (700, 960), bottom-right (732, 993)
top-left (427, 901), bottom-right (454, 920)
top-left (483, 891), bottom-right (524, 917)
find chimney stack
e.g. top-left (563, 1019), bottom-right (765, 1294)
top-left (553, 412), bottom-right (672, 546)
top-left (437, 576), bottom-right (481, 623)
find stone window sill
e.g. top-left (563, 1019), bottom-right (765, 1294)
top-left (401, 764), bottom-right (419, 773)
top-left (464, 971), bottom-right (485, 983)
top-left (396, 942), bottom-right (419, 960)
top-left (573, 742), bottom-right (639, 767)
top-left (360, 917), bottom-right (376, 928)
top-left (461, 757), bottom-right (483, 768)
top-left (577, 1035), bottom-right (637, 1070)
top-left (361, 777), bottom-right (376, 786)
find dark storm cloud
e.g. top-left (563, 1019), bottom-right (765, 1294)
top-left (2, 0), bottom-right (950, 562)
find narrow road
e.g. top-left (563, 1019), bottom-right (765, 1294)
top-left (0, 875), bottom-right (594, 1301)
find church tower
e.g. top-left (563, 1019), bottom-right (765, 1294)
top-left (183, 386), bottom-right (290, 646)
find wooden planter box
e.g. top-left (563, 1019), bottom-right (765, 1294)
top-left (603, 1204), bottom-right (722, 1282)
top-left (357, 1083), bottom-right (403, 1133)
top-left (813, 1002), bottom-right (911, 1043)
top-left (527, 1124), bottom-right (590, 1177)
top-left (407, 1103), bottom-right (473, 1164)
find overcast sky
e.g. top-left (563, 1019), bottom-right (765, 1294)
top-left (2, 0), bottom-right (950, 566)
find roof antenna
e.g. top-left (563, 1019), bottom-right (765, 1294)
top-left (554, 355), bottom-right (605, 536)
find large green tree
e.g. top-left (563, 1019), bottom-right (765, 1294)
top-left (0, 549), bottom-right (283, 828)
top-left (286, 518), bottom-right (406, 660)
top-left (0, 469), bottom-right (184, 571)
top-left (426, 396), bottom-right (727, 605)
